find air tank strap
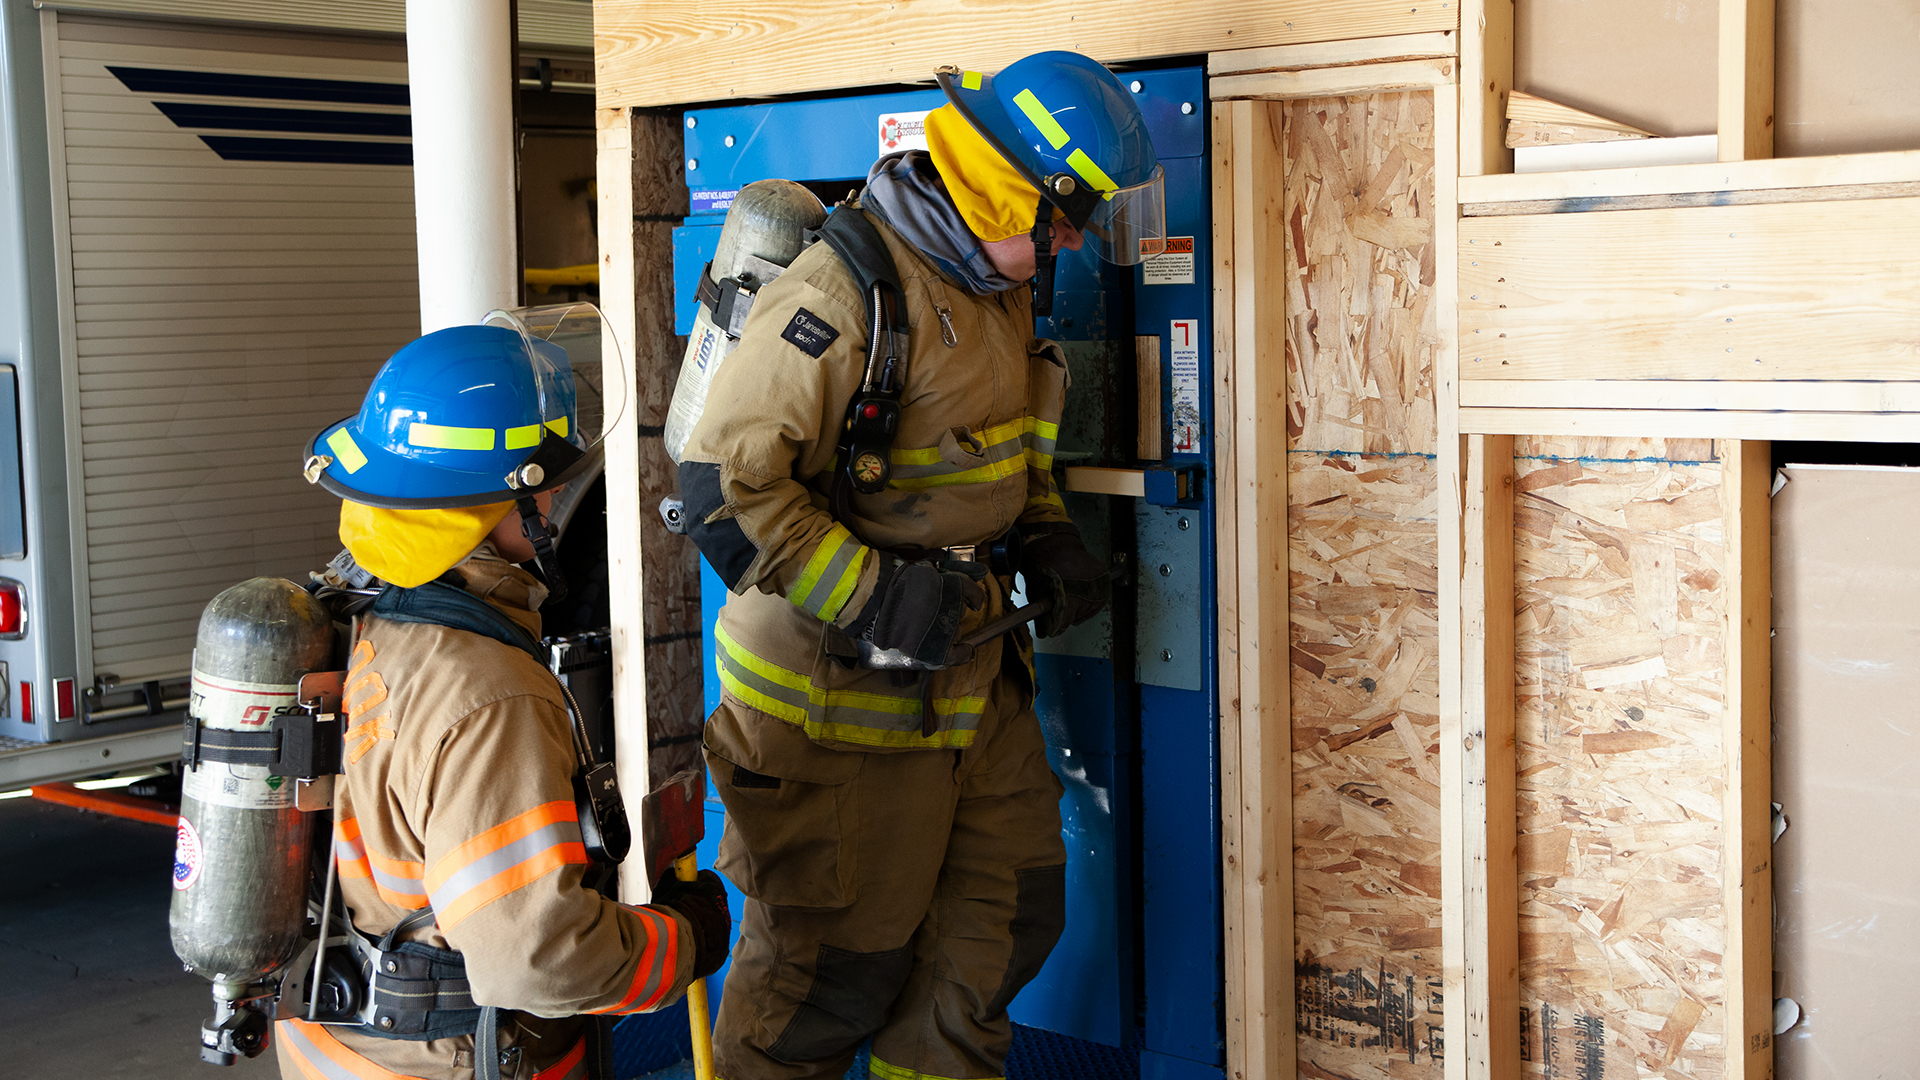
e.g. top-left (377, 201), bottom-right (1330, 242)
top-left (180, 708), bottom-right (341, 776)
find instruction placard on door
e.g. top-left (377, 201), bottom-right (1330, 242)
top-left (1143, 236), bottom-right (1195, 285)
top-left (1170, 318), bottom-right (1201, 453)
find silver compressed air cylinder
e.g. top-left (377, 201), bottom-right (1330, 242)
top-left (664, 179), bottom-right (827, 463)
top-left (170, 577), bottom-right (336, 992)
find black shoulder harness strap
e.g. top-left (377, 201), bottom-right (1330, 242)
top-left (367, 577), bottom-right (629, 868)
top-left (813, 206), bottom-right (911, 524)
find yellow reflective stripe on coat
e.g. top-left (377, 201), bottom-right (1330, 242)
top-left (884, 416), bottom-right (1058, 492)
top-left (868, 1053), bottom-right (1000, 1080)
top-left (714, 625), bottom-right (985, 749)
top-left (788, 524), bottom-right (867, 622)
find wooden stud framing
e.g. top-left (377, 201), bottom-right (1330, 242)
top-left (595, 104), bottom-right (652, 902)
top-left (1208, 57), bottom-right (1455, 101)
top-left (1207, 31), bottom-right (1456, 76)
top-left (1718, 0), bottom-right (1774, 161)
top-left (594, 0), bottom-right (1458, 109)
top-left (1459, 435), bottom-right (1516, 1080)
top-left (1722, 440), bottom-right (1775, 1079)
top-left (1458, 197), bottom-right (1920, 383)
top-left (1458, 147), bottom-right (1920, 206)
top-left (1215, 95), bottom-right (1292, 1080)
top-left (1458, 0), bottom-right (1513, 175)
top-left (1463, 380), bottom-right (1920, 414)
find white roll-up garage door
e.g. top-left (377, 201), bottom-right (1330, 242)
top-left (45, 14), bottom-right (419, 684)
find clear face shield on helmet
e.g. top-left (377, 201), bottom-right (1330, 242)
top-left (479, 301), bottom-right (628, 501)
top-left (485, 302), bottom-right (628, 540)
top-left (1077, 164), bottom-right (1168, 266)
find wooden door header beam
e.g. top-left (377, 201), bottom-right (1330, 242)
top-left (593, 0), bottom-right (1457, 109)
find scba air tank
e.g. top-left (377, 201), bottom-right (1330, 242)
top-left (664, 179), bottom-right (828, 463)
top-left (170, 578), bottom-right (336, 1040)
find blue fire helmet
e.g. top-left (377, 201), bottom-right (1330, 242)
top-left (937, 51), bottom-right (1165, 265)
top-left (304, 305), bottom-right (618, 509)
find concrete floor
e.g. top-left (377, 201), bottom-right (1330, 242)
top-left (0, 792), bottom-right (278, 1079)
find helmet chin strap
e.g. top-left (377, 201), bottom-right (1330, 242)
top-left (516, 494), bottom-right (568, 604)
top-left (1029, 194), bottom-right (1055, 318)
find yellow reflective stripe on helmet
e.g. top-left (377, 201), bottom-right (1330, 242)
top-left (327, 428), bottom-right (368, 473)
top-left (505, 424), bottom-right (542, 450)
top-left (1066, 148), bottom-right (1119, 199)
top-left (547, 416), bottom-right (569, 438)
top-left (789, 525), bottom-right (866, 622)
top-left (960, 70), bottom-right (983, 91)
top-left (408, 422), bottom-right (495, 451)
top-left (1013, 89), bottom-right (1071, 150)
top-left (1066, 147), bottom-right (1120, 197)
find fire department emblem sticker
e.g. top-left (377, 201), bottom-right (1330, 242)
top-left (853, 452), bottom-right (886, 486)
top-left (173, 817), bottom-right (203, 891)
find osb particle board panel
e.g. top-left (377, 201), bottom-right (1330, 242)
top-left (1512, 0), bottom-right (1716, 139)
top-left (1284, 91), bottom-right (1442, 1079)
top-left (593, 0), bottom-right (1457, 109)
top-left (1283, 93), bottom-right (1438, 455)
top-left (1511, 437), bottom-right (1729, 1080)
top-left (1292, 453), bottom-right (1444, 1079)
top-left (1458, 197), bottom-right (1920, 382)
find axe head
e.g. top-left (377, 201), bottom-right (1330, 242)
top-left (640, 767), bottom-right (708, 886)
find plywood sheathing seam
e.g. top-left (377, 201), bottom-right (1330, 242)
top-left (1510, 436), bottom-right (1729, 1080)
top-left (1283, 90), bottom-right (1444, 1079)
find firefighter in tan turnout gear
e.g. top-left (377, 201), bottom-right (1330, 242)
top-left (291, 309), bottom-right (731, 1080)
top-left (677, 53), bottom-right (1167, 1080)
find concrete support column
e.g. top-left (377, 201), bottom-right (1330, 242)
top-left (406, 0), bottom-right (516, 333)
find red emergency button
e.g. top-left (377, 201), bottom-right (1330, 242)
top-left (861, 403), bottom-right (880, 420)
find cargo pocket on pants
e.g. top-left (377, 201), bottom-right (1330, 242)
top-left (704, 705), bottom-right (864, 909)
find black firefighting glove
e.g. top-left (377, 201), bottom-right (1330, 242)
top-left (1019, 530), bottom-right (1110, 638)
top-left (651, 868), bottom-right (731, 980)
top-left (844, 553), bottom-right (988, 667)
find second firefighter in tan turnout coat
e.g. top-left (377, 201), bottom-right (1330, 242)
top-left (678, 50), bottom-right (1166, 1080)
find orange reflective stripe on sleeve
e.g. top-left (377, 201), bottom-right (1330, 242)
top-left (425, 800), bottom-right (587, 930)
top-left (532, 1037), bottom-right (589, 1080)
top-left (278, 1018), bottom-right (430, 1080)
top-left (589, 904), bottom-right (680, 1015)
top-left (334, 818), bottom-right (427, 910)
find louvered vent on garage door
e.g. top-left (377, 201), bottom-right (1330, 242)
top-left (48, 15), bottom-right (419, 685)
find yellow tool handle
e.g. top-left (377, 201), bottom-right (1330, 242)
top-left (674, 853), bottom-right (716, 1080)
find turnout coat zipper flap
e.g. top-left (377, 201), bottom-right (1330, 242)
top-left (275, 546), bottom-right (696, 1080)
top-left (679, 202), bottom-right (1075, 752)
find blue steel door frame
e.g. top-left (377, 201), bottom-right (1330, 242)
top-left (667, 69), bottom-right (1223, 1079)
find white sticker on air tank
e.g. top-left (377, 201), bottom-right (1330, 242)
top-left (190, 672), bottom-right (299, 730)
top-left (172, 817), bottom-right (202, 890)
top-left (184, 762), bottom-right (297, 811)
top-left (878, 111), bottom-right (931, 154)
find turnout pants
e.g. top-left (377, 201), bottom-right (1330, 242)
top-left (703, 668), bottom-right (1067, 1080)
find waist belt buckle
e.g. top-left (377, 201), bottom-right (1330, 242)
top-left (943, 544), bottom-right (976, 564)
